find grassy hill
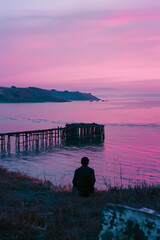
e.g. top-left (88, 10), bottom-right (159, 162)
top-left (51, 89), bottom-right (99, 101)
top-left (0, 87), bottom-right (100, 103)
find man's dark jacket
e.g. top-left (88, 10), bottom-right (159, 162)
top-left (72, 166), bottom-right (96, 195)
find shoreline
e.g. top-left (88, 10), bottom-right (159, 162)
top-left (0, 166), bottom-right (160, 239)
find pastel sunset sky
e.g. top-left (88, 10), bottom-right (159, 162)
top-left (0, 0), bottom-right (160, 92)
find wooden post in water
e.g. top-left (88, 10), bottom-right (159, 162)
top-left (25, 133), bottom-right (28, 151)
top-left (31, 133), bottom-right (34, 148)
top-left (57, 128), bottom-right (60, 144)
top-left (84, 127), bottom-right (87, 137)
top-left (49, 130), bottom-right (53, 146)
top-left (54, 129), bottom-right (56, 142)
top-left (16, 134), bottom-right (20, 152)
top-left (87, 127), bottom-right (90, 137)
top-left (58, 127), bottom-right (60, 139)
top-left (76, 128), bottom-right (79, 138)
top-left (81, 127), bottom-right (83, 138)
top-left (7, 135), bottom-right (11, 154)
top-left (1, 135), bottom-right (5, 153)
top-left (35, 133), bottom-right (39, 151)
top-left (28, 133), bottom-right (32, 150)
top-left (40, 132), bottom-right (44, 150)
top-left (80, 128), bottom-right (83, 138)
top-left (45, 131), bottom-right (48, 148)
top-left (22, 134), bottom-right (24, 151)
top-left (101, 126), bottom-right (105, 140)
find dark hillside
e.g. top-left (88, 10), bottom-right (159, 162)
top-left (0, 87), bottom-right (66, 103)
top-left (51, 89), bottom-right (100, 101)
top-left (0, 87), bottom-right (100, 103)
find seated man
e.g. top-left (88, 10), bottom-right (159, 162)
top-left (72, 157), bottom-right (96, 197)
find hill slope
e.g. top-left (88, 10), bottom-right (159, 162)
top-left (51, 89), bottom-right (99, 101)
top-left (0, 87), bottom-right (100, 103)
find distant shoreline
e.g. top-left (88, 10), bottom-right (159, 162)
top-left (0, 86), bottom-right (100, 103)
top-left (0, 100), bottom-right (100, 104)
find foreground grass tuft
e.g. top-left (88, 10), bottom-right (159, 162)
top-left (0, 166), bottom-right (160, 240)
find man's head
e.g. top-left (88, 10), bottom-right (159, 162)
top-left (81, 157), bottom-right (89, 166)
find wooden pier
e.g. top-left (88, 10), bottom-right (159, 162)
top-left (0, 123), bottom-right (104, 154)
top-left (0, 127), bottom-right (64, 154)
top-left (64, 123), bottom-right (104, 140)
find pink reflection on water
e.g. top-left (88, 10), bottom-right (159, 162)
top-left (0, 98), bottom-right (160, 188)
top-left (101, 126), bottom-right (160, 186)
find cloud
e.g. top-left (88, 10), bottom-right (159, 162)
top-left (104, 8), bottom-right (160, 27)
top-left (0, 7), bottom-right (160, 89)
top-left (1, 0), bottom-right (160, 14)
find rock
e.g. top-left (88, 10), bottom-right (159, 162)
top-left (99, 203), bottom-right (160, 240)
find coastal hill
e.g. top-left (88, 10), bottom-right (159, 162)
top-left (0, 86), bottom-right (100, 103)
top-left (51, 89), bottom-right (98, 101)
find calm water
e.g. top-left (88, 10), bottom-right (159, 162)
top-left (0, 95), bottom-right (160, 188)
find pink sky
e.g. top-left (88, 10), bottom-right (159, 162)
top-left (0, 1), bottom-right (160, 92)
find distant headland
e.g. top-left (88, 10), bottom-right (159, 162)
top-left (0, 86), bottom-right (100, 103)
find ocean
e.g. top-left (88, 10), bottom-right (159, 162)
top-left (0, 93), bottom-right (160, 189)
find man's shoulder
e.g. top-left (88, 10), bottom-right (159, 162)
top-left (88, 167), bottom-right (95, 173)
top-left (84, 166), bottom-right (94, 170)
top-left (83, 166), bottom-right (95, 173)
top-left (75, 166), bottom-right (83, 172)
top-left (75, 166), bottom-right (95, 173)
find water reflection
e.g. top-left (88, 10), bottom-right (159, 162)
top-left (0, 98), bottom-right (160, 188)
top-left (62, 137), bottom-right (104, 147)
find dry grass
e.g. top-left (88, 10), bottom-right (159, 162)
top-left (0, 166), bottom-right (160, 240)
